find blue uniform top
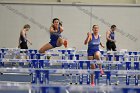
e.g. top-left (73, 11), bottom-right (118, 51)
top-left (109, 31), bottom-right (115, 40)
top-left (50, 26), bottom-right (61, 41)
top-left (88, 33), bottom-right (100, 50)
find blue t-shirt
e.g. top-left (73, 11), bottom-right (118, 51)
top-left (50, 26), bottom-right (61, 41)
top-left (109, 31), bottom-right (115, 40)
top-left (88, 33), bottom-right (100, 50)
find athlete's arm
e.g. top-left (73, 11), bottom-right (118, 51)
top-left (84, 32), bottom-right (92, 45)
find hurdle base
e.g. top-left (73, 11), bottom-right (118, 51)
top-left (69, 82), bottom-right (78, 85)
top-left (62, 74), bottom-right (69, 76)
top-left (0, 72), bottom-right (3, 75)
top-left (115, 81), bottom-right (119, 85)
top-left (62, 74), bottom-right (64, 76)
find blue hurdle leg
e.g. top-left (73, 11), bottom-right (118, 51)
top-left (41, 87), bottom-right (60, 93)
top-left (41, 86), bottom-right (46, 93)
top-left (36, 54), bottom-right (41, 59)
top-left (79, 61), bottom-right (83, 84)
top-left (134, 62), bottom-right (139, 85)
top-left (39, 60), bottom-right (44, 68)
top-left (136, 88), bottom-right (140, 93)
top-left (44, 70), bottom-right (49, 84)
top-left (107, 54), bottom-right (113, 61)
top-left (29, 54), bottom-right (36, 59)
top-left (115, 55), bottom-right (119, 70)
top-left (61, 50), bottom-right (66, 70)
top-left (126, 62), bottom-right (131, 70)
top-left (0, 53), bottom-right (2, 66)
top-left (34, 50), bottom-right (38, 54)
top-left (94, 71), bottom-right (100, 85)
top-left (39, 70), bottom-right (44, 84)
top-left (107, 55), bottom-right (113, 70)
top-left (122, 88), bottom-right (129, 93)
top-left (134, 62), bottom-right (139, 70)
top-left (86, 61), bottom-right (90, 84)
top-left (31, 60), bottom-right (38, 68)
top-left (126, 75), bottom-right (130, 85)
top-left (36, 70), bottom-right (41, 84)
top-left (31, 71), bottom-right (37, 84)
top-left (61, 50), bottom-right (66, 59)
top-left (68, 63), bottom-right (73, 84)
top-left (75, 55), bottom-right (79, 60)
top-left (0, 53), bottom-right (4, 66)
top-left (128, 52), bottom-right (132, 61)
top-left (31, 60), bottom-right (38, 84)
top-left (126, 62), bottom-right (131, 85)
top-left (133, 52), bottom-right (138, 61)
top-left (28, 50), bottom-right (33, 54)
top-left (106, 71), bottom-right (111, 85)
top-left (134, 56), bottom-right (138, 61)
top-left (74, 55), bottom-right (79, 85)
top-left (135, 75), bottom-right (138, 86)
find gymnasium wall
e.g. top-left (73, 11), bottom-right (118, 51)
top-left (0, 3), bottom-right (140, 51)
top-left (0, 0), bottom-right (140, 4)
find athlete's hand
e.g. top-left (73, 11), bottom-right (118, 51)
top-left (29, 41), bottom-right (32, 45)
top-left (30, 42), bottom-right (32, 45)
top-left (87, 32), bottom-right (92, 36)
top-left (51, 24), bottom-right (54, 28)
top-left (102, 45), bottom-right (105, 48)
top-left (18, 45), bottom-right (20, 48)
top-left (112, 40), bottom-right (116, 43)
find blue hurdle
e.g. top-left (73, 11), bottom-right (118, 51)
top-left (1, 82), bottom-right (140, 93)
top-left (0, 48), bottom-right (140, 86)
top-left (1, 58), bottom-right (140, 85)
top-left (0, 67), bottom-right (140, 86)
